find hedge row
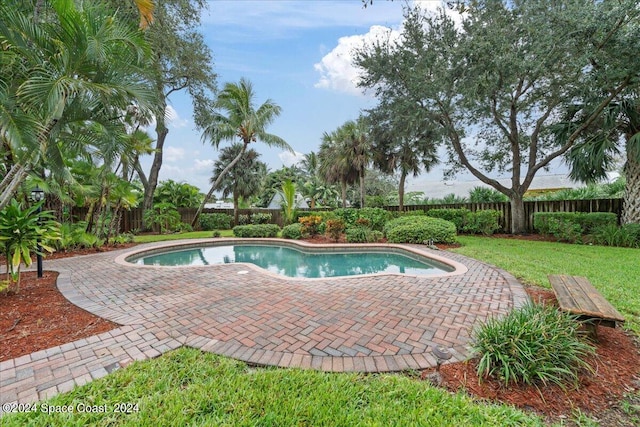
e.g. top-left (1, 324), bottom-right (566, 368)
top-left (383, 216), bottom-right (457, 244)
top-left (425, 208), bottom-right (501, 235)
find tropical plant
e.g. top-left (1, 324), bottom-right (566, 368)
top-left (154, 180), bottom-right (203, 209)
top-left (143, 202), bottom-right (181, 234)
top-left (192, 78), bottom-right (291, 226)
top-left (366, 103), bottom-right (439, 211)
top-left (473, 303), bottom-right (595, 388)
top-left (210, 144), bottom-right (267, 223)
top-left (468, 187), bottom-right (509, 203)
top-left (281, 223), bottom-right (303, 240)
top-left (0, 0), bottom-right (155, 209)
top-left (199, 213), bottom-right (232, 231)
top-left (0, 200), bottom-right (60, 293)
top-left (325, 219), bottom-right (345, 241)
top-left (318, 129), bottom-right (359, 208)
top-left (280, 179), bottom-right (297, 225)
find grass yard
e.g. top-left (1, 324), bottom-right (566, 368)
top-left (453, 236), bottom-right (640, 333)
top-left (133, 229), bottom-right (235, 243)
top-left (2, 348), bottom-right (542, 427)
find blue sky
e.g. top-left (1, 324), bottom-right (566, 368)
top-left (139, 0), bottom-right (573, 197)
top-left (139, 0), bottom-right (409, 193)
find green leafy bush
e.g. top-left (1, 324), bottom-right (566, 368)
top-left (426, 208), bottom-right (470, 230)
top-left (298, 215), bottom-right (322, 236)
top-left (281, 223), bottom-right (303, 240)
top-left (473, 303), bottom-right (595, 388)
top-left (0, 199), bottom-right (60, 292)
top-left (384, 216), bottom-right (457, 244)
top-left (175, 222), bottom-right (193, 233)
top-left (212, 230), bottom-right (222, 238)
top-left (534, 212), bottom-right (617, 237)
top-left (237, 214), bottom-right (250, 225)
top-left (199, 213), bottom-right (232, 230)
top-left (357, 207), bottom-right (392, 231)
top-left (325, 219), bottom-right (345, 241)
top-left (332, 208), bottom-right (360, 227)
top-left (49, 221), bottom-right (100, 251)
top-left (345, 226), bottom-right (383, 243)
top-left (592, 223), bottom-right (640, 248)
top-left (232, 224), bottom-right (280, 238)
top-left (464, 210), bottom-right (502, 235)
top-left (250, 212), bottom-right (272, 224)
top-left (143, 202), bottom-right (181, 233)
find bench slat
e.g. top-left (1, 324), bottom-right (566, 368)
top-left (548, 274), bottom-right (624, 324)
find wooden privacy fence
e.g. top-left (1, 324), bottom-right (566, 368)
top-left (70, 198), bottom-right (623, 234)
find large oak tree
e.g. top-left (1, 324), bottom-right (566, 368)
top-left (356, 0), bottom-right (640, 233)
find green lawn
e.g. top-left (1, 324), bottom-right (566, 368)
top-left (453, 236), bottom-right (640, 333)
top-left (3, 349), bottom-right (542, 427)
top-left (133, 229), bottom-right (235, 243)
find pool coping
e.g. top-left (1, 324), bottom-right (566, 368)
top-left (114, 238), bottom-right (469, 281)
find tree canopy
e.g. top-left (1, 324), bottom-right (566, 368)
top-left (356, 0), bottom-right (640, 232)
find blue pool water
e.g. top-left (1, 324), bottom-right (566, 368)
top-left (129, 244), bottom-right (453, 278)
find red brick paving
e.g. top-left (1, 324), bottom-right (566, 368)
top-left (0, 239), bottom-right (528, 410)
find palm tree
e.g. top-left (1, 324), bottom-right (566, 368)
top-left (318, 130), bottom-right (359, 208)
top-left (0, 0), bottom-right (154, 209)
top-left (341, 119), bottom-right (371, 208)
top-left (211, 144), bottom-right (267, 224)
top-left (562, 94), bottom-right (640, 224)
top-left (366, 107), bottom-right (439, 211)
top-left (191, 78), bottom-right (291, 226)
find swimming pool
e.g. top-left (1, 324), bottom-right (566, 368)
top-left (125, 241), bottom-right (457, 278)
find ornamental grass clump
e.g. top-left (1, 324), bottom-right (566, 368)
top-left (472, 303), bottom-right (595, 389)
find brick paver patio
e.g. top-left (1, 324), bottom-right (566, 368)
top-left (0, 239), bottom-right (529, 409)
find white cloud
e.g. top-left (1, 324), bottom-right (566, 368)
top-left (313, 1), bottom-right (463, 96)
top-left (194, 159), bottom-right (215, 171)
top-left (165, 105), bottom-right (189, 129)
top-left (314, 25), bottom-right (400, 96)
top-left (164, 146), bottom-right (185, 162)
top-left (278, 151), bottom-right (305, 167)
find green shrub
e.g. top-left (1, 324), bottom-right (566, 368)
top-left (357, 207), bottom-right (392, 231)
top-left (426, 208), bottom-right (470, 230)
top-left (345, 226), bottom-right (383, 243)
top-left (143, 202), bottom-right (181, 233)
top-left (473, 303), bottom-right (595, 388)
top-left (199, 213), bottom-right (232, 230)
top-left (49, 221), bottom-right (100, 251)
top-left (384, 216), bottom-right (457, 244)
top-left (332, 208), bottom-right (360, 227)
top-left (298, 215), bottom-right (322, 236)
top-left (232, 224), bottom-right (280, 238)
top-left (281, 223), bottom-right (303, 240)
top-left (293, 210), bottom-right (336, 222)
top-left (237, 214), bottom-right (250, 225)
top-left (592, 223), bottom-right (640, 248)
top-left (464, 210), bottom-right (502, 236)
top-left (250, 212), bottom-right (272, 224)
top-left (534, 212), bottom-right (617, 236)
top-left (175, 222), bottom-right (193, 233)
top-left (325, 219), bottom-right (345, 241)
top-left (212, 230), bottom-right (222, 238)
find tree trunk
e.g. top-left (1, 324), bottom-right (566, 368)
top-left (191, 143), bottom-right (248, 227)
top-left (622, 154), bottom-right (640, 224)
top-left (398, 171), bottom-right (407, 213)
top-left (340, 181), bottom-right (347, 208)
top-left (143, 123), bottom-right (168, 215)
top-left (233, 191), bottom-right (239, 225)
top-left (510, 194), bottom-right (527, 234)
top-left (359, 171), bottom-right (365, 208)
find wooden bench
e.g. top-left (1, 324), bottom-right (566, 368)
top-left (548, 275), bottom-right (624, 337)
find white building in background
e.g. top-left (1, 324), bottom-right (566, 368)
top-left (204, 201), bottom-right (234, 209)
top-left (405, 174), bottom-right (581, 200)
top-left (267, 192), bottom-right (309, 209)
